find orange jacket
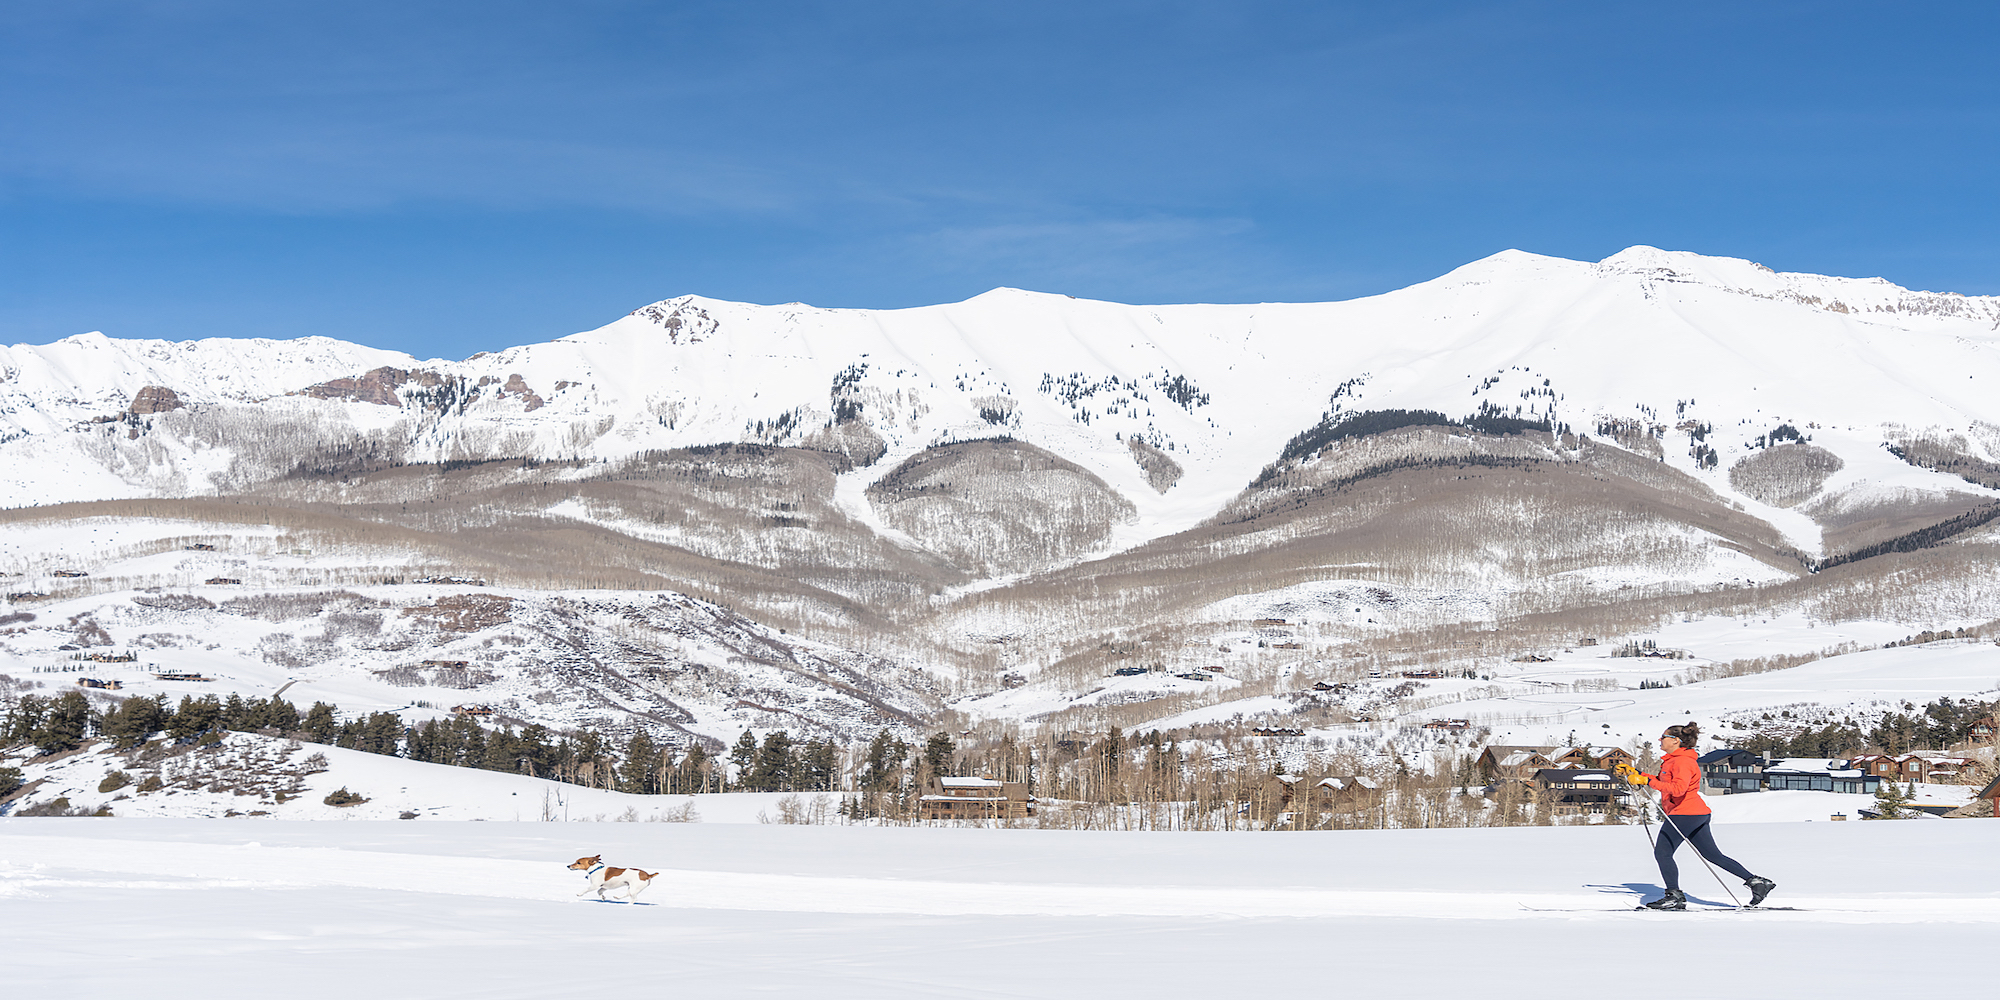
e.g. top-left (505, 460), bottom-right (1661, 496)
top-left (1644, 748), bottom-right (1710, 815)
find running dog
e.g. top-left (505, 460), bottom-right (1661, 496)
top-left (567, 854), bottom-right (659, 901)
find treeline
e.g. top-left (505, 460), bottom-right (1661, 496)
top-left (1733, 722), bottom-right (1867, 760)
top-left (1273, 405), bottom-right (1557, 468)
top-left (1881, 627), bottom-right (1981, 649)
top-left (3, 688), bottom-right (929, 797)
top-left (1864, 697), bottom-right (1997, 755)
top-left (0, 691), bottom-right (821, 795)
top-left (1813, 503), bottom-right (2000, 572)
top-left (1734, 696), bottom-right (1999, 759)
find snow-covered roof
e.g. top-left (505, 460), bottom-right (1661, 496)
top-left (1764, 758), bottom-right (1861, 776)
top-left (1318, 776), bottom-right (1380, 791)
top-left (939, 777), bottom-right (1004, 789)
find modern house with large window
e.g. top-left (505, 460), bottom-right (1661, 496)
top-left (1697, 748), bottom-right (1765, 794)
top-left (1761, 757), bottom-right (1881, 794)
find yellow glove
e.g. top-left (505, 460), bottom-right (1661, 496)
top-left (1615, 762), bottom-right (1649, 785)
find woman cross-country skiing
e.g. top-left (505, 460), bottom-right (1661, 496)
top-left (1615, 723), bottom-right (1777, 910)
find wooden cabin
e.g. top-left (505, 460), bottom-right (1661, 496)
top-left (918, 776), bottom-right (1034, 821)
top-left (1315, 776), bottom-right (1382, 811)
top-left (1476, 746), bottom-right (1555, 782)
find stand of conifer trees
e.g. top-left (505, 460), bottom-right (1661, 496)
top-left (2, 690), bottom-right (862, 795)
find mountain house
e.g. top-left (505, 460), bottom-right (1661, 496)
top-left (1698, 748), bottom-right (1765, 794)
top-left (918, 777), bottom-right (1034, 821)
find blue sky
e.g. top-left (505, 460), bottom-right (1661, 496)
top-left (4, 1), bottom-right (1997, 359)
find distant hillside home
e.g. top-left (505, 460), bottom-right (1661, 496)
top-left (1698, 748), bottom-right (1765, 794)
top-left (1549, 746), bottom-right (1635, 769)
top-left (1969, 717), bottom-right (1996, 743)
top-left (1532, 768), bottom-right (1628, 815)
top-left (1849, 753), bottom-right (1976, 784)
top-left (1908, 754), bottom-right (1976, 783)
top-left (1315, 776), bottom-right (1382, 811)
top-left (918, 776), bottom-right (1034, 821)
top-left (1477, 746), bottom-right (1554, 781)
top-left (1762, 758), bottom-right (1881, 794)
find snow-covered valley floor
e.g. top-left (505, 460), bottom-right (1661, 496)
top-left (3, 817), bottom-right (1994, 997)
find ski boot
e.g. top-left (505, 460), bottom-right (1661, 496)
top-left (1641, 889), bottom-right (1687, 910)
top-left (1745, 877), bottom-right (1776, 907)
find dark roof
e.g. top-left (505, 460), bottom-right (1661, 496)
top-left (1697, 748), bottom-right (1762, 765)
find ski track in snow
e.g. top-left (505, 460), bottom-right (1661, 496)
top-left (5, 819), bottom-right (1997, 998)
top-left (5, 825), bottom-right (1996, 924)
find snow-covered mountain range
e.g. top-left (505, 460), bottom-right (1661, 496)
top-left (6, 245), bottom-right (1997, 544)
top-left (5, 246), bottom-right (2000, 745)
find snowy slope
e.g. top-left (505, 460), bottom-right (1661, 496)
top-left (0, 574), bottom-right (943, 748)
top-left (1083, 630), bottom-right (2000, 754)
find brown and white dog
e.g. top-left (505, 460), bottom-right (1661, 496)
top-left (568, 854), bottom-right (659, 901)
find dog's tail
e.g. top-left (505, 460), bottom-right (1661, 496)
top-left (637, 870), bottom-right (658, 881)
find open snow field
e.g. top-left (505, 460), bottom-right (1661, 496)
top-left (4, 817), bottom-right (1995, 998)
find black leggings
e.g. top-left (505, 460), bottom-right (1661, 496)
top-left (1655, 814), bottom-right (1756, 890)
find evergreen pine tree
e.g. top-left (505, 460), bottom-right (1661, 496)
top-left (301, 702), bottom-right (339, 744)
top-left (483, 726), bottom-right (521, 773)
top-left (619, 732), bottom-right (659, 793)
top-left (729, 730), bottom-right (759, 790)
top-left (923, 732), bottom-right (957, 777)
top-left (861, 729), bottom-right (894, 791)
top-left (5, 694), bottom-right (47, 743)
top-left (168, 694), bottom-right (222, 742)
top-left (457, 718), bottom-right (487, 765)
top-left (517, 724), bottom-right (554, 778)
top-left (221, 693), bottom-right (249, 730)
top-left (100, 694), bottom-right (168, 748)
top-left (801, 738), bottom-right (838, 791)
top-left (266, 697), bottom-right (301, 734)
top-left (1873, 778), bottom-right (1909, 819)
top-left (33, 690), bottom-right (94, 754)
top-left (751, 731), bottom-right (795, 791)
top-left (361, 712), bottom-right (405, 756)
